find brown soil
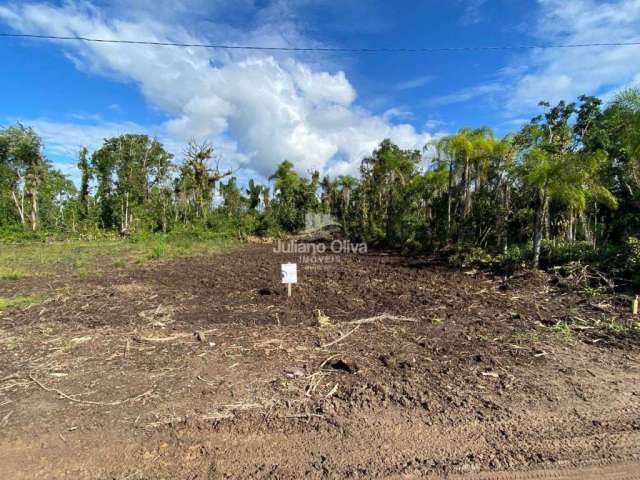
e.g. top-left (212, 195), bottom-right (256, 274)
top-left (1, 244), bottom-right (639, 479)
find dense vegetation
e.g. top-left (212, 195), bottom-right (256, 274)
top-left (1, 89), bottom-right (639, 283)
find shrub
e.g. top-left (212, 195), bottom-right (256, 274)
top-left (624, 236), bottom-right (640, 268)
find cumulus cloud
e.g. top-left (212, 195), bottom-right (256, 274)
top-left (506, 0), bottom-right (640, 111)
top-left (0, 1), bottom-right (432, 180)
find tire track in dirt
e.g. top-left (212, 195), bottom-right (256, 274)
top-left (447, 462), bottom-right (640, 479)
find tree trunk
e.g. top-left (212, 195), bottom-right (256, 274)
top-left (28, 189), bottom-right (38, 231)
top-left (544, 206), bottom-right (550, 240)
top-left (532, 189), bottom-right (549, 269)
top-left (462, 157), bottom-right (471, 218)
top-left (11, 190), bottom-right (25, 225)
top-left (579, 211), bottom-right (593, 244)
top-left (496, 180), bottom-right (510, 254)
top-left (566, 209), bottom-right (574, 241)
top-left (593, 203), bottom-right (598, 247)
top-left (446, 159), bottom-right (453, 242)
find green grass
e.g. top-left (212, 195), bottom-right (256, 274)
top-left (0, 234), bottom-right (239, 280)
top-left (582, 286), bottom-right (608, 298)
top-left (0, 268), bottom-right (26, 281)
top-left (604, 317), bottom-right (627, 333)
top-left (0, 295), bottom-right (42, 311)
top-left (551, 321), bottom-right (574, 342)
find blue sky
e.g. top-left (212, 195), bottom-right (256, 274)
top-left (1, 0), bottom-right (639, 185)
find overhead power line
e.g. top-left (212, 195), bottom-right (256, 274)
top-left (1, 32), bottom-right (640, 53)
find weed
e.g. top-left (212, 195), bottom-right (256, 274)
top-left (316, 309), bottom-right (332, 327)
top-left (0, 269), bottom-right (25, 281)
top-left (149, 242), bottom-right (166, 260)
top-left (113, 259), bottom-right (127, 268)
top-left (605, 318), bottom-right (626, 333)
top-left (583, 286), bottom-right (607, 298)
top-left (551, 321), bottom-right (574, 341)
top-left (510, 330), bottom-right (542, 343)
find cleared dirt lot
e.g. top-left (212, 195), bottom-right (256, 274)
top-left (1, 244), bottom-right (639, 479)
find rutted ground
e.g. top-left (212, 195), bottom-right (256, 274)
top-left (0, 244), bottom-right (639, 479)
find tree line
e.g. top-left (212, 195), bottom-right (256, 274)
top-left (1, 89), bottom-right (639, 270)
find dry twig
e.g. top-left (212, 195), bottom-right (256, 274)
top-left (321, 324), bottom-right (360, 348)
top-left (322, 313), bottom-right (418, 348)
top-left (133, 328), bottom-right (217, 343)
top-left (29, 374), bottom-right (153, 406)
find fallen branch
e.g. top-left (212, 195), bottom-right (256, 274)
top-left (133, 333), bottom-right (191, 343)
top-left (348, 313), bottom-right (418, 325)
top-left (322, 313), bottom-right (418, 348)
top-left (133, 328), bottom-right (217, 343)
top-left (29, 375), bottom-right (153, 406)
top-left (325, 383), bottom-right (339, 398)
top-left (196, 375), bottom-right (221, 386)
top-left (321, 324), bottom-right (360, 348)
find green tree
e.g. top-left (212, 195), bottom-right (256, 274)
top-left (358, 139), bottom-right (421, 245)
top-left (0, 124), bottom-right (48, 230)
top-left (269, 160), bottom-right (304, 231)
top-left (77, 146), bottom-right (92, 220)
top-left (220, 176), bottom-right (245, 219)
top-left (176, 140), bottom-right (231, 221)
top-left (518, 100), bottom-right (617, 267)
top-left (91, 134), bottom-right (173, 233)
top-left (246, 179), bottom-right (264, 211)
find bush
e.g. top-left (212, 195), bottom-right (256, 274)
top-left (624, 236), bottom-right (640, 268)
top-left (254, 212), bottom-right (280, 237)
top-left (495, 245), bottom-right (529, 272)
top-left (539, 240), bottom-right (598, 266)
top-left (447, 245), bottom-right (497, 269)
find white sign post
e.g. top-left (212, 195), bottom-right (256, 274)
top-left (281, 263), bottom-right (297, 297)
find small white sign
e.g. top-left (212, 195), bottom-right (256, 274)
top-left (281, 263), bottom-right (298, 284)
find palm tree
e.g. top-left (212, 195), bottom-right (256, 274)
top-left (337, 175), bottom-right (357, 231)
top-left (246, 179), bottom-right (263, 211)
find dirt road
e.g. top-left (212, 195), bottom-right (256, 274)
top-left (1, 244), bottom-right (639, 478)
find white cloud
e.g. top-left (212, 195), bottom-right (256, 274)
top-left (506, 0), bottom-right (640, 111)
top-left (424, 83), bottom-right (503, 107)
top-left (15, 117), bottom-right (246, 186)
top-left (382, 107), bottom-right (413, 121)
top-left (51, 161), bottom-right (82, 185)
top-left (0, 2), bottom-right (432, 180)
top-left (423, 117), bottom-right (447, 131)
top-left (395, 75), bottom-right (435, 91)
top-left (20, 119), bottom-right (149, 157)
top-left (458, 0), bottom-right (488, 25)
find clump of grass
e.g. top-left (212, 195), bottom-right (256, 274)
top-left (316, 309), bottom-right (332, 327)
top-left (113, 259), bottom-right (127, 268)
top-left (551, 321), bottom-right (574, 341)
top-left (149, 242), bottom-right (166, 260)
top-left (510, 330), bottom-right (542, 343)
top-left (605, 318), bottom-right (626, 333)
top-left (0, 295), bottom-right (41, 311)
top-left (0, 268), bottom-right (25, 281)
top-left (583, 285), bottom-right (607, 298)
